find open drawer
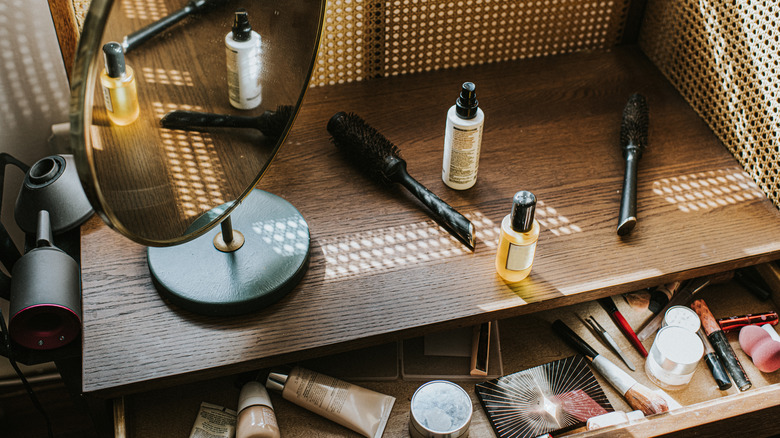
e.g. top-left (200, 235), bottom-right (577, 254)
top-left (115, 269), bottom-right (780, 437)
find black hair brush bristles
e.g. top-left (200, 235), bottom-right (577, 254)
top-left (327, 111), bottom-right (476, 250)
top-left (616, 93), bottom-right (649, 236)
top-left (160, 105), bottom-right (293, 139)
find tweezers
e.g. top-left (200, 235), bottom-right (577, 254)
top-left (584, 315), bottom-right (636, 371)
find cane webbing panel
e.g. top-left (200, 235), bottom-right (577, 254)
top-left (639, 1), bottom-right (780, 209)
top-left (313, 0), bottom-right (631, 86)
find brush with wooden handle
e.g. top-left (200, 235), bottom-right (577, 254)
top-left (552, 319), bottom-right (669, 416)
top-left (327, 111), bottom-right (475, 250)
top-left (616, 93), bottom-right (649, 236)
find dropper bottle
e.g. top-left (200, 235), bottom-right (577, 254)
top-left (495, 191), bottom-right (540, 282)
top-left (225, 8), bottom-right (262, 110)
top-left (442, 82), bottom-right (485, 190)
top-left (100, 42), bottom-right (139, 126)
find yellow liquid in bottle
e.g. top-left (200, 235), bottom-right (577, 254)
top-left (100, 66), bottom-right (139, 126)
top-left (495, 215), bottom-right (539, 282)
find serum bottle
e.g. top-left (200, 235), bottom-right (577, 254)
top-left (225, 8), bottom-right (262, 110)
top-left (496, 191), bottom-right (540, 282)
top-left (442, 82), bottom-right (484, 190)
top-left (100, 42), bottom-right (139, 126)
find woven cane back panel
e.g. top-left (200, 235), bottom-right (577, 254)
top-left (639, 1), bottom-right (780, 209)
top-left (313, 0), bottom-right (631, 86)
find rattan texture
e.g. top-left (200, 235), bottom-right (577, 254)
top-left (312, 0), bottom-right (630, 86)
top-left (640, 1), bottom-right (780, 209)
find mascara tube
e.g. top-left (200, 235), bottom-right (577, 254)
top-left (697, 328), bottom-right (732, 390)
top-left (691, 299), bottom-right (751, 391)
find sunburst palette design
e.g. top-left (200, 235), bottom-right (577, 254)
top-left (475, 355), bottom-right (612, 438)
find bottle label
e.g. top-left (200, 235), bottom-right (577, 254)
top-left (225, 38), bottom-right (262, 109)
top-left (102, 85), bottom-right (114, 113)
top-left (447, 125), bottom-right (482, 184)
top-left (506, 242), bottom-right (536, 271)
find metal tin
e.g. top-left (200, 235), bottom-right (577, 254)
top-left (662, 305), bottom-right (701, 332)
top-left (409, 380), bottom-right (472, 438)
top-left (645, 325), bottom-right (704, 390)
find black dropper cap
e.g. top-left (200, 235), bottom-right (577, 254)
top-left (455, 82), bottom-right (479, 119)
top-left (232, 8), bottom-right (252, 42)
top-left (510, 191), bottom-right (536, 233)
top-left (102, 42), bottom-right (126, 78)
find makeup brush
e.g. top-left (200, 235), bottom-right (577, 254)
top-left (161, 105), bottom-right (293, 139)
top-left (327, 112), bottom-right (476, 250)
top-left (552, 319), bottom-right (669, 416)
top-left (122, 0), bottom-right (227, 53)
top-left (616, 93), bottom-right (649, 236)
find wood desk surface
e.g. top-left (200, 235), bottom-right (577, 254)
top-left (80, 46), bottom-right (780, 397)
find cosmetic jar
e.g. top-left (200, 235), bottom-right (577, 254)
top-left (663, 305), bottom-right (701, 332)
top-left (409, 380), bottom-right (472, 438)
top-left (645, 325), bottom-right (704, 390)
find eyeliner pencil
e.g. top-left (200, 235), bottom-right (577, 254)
top-left (598, 297), bottom-right (648, 357)
top-left (691, 299), bottom-right (751, 391)
top-left (552, 319), bottom-right (668, 416)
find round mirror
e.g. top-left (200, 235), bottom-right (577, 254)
top-left (71, 0), bottom-right (325, 246)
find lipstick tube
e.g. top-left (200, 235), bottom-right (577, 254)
top-left (717, 311), bottom-right (778, 332)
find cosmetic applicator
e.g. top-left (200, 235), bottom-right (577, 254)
top-left (161, 106), bottom-right (293, 139)
top-left (552, 319), bottom-right (669, 416)
top-left (616, 93), bottom-right (649, 236)
top-left (327, 111), bottom-right (476, 250)
top-left (739, 325), bottom-right (780, 373)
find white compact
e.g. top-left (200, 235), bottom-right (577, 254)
top-left (645, 325), bottom-right (704, 390)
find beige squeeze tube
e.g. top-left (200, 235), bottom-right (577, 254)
top-left (266, 366), bottom-right (395, 438)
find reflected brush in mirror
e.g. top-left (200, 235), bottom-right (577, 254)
top-left (122, 0), bottom-right (228, 53)
top-left (616, 93), bottom-right (649, 236)
top-left (160, 105), bottom-right (293, 139)
top-left (327, 111), bottom-right (476, 251)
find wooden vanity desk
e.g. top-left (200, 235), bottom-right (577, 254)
top-left (80, 46), bottom-right (780, 435)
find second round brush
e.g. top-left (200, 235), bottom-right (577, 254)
top-left (327, 112), bottom-right (475, 251)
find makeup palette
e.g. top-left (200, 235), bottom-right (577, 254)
top-left (475, 355), bottom-right (612, 438)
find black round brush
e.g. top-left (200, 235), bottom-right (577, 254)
top-left (160, 105), bottom-right (293, 139)
top-left (327, 112), bottom-right (476, 250)
top-left (617, 93), bottom-right (649, 236)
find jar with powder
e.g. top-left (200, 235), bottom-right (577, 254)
top-left (645, 325), bottom-right (704, 390)
top-left (409, 380), bottom-right (472, 438)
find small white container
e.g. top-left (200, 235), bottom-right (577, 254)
top-left (663, 305), bottom-right (701, 332)
top-left (409, 380), bottom-right (472, 438)
top-left (645, 325), bottom-right (704, 390)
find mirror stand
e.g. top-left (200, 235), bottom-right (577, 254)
top-left (147, 189), bottom-right (310, 316)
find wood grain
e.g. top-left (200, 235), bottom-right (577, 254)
top-left (80, 45), bottom-right (780, 397)
top-left (47, 0), bottom-right (80, 81)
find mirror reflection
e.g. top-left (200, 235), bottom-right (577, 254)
top-left (76, 0), bottom-right (322, 244)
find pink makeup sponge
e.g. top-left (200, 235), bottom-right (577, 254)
top-left (739, 325), bottom-right (780, 373)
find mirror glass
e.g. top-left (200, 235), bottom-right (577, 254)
top-left (72, 0), bottom-right (324, 245)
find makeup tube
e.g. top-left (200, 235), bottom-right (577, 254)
top-left (266, 366), bottom-right (395, 438)
top-left (691, 299), bottom-right (752, 391)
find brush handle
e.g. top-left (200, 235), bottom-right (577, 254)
top-left (123, 0), bottom-right (215, 53)
top-left (388, 159), bottom-right (475, 250)
top-left (617, 147), bottom-right (639, 236)
top-left (161, 111), bottom-right (260, 130)
top-left (553, 320), bottom-right (668, 415)
top-left (552, 319), bottom-right (599, 359)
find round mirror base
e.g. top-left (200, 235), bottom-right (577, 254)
top-left (147, 190), bottom-right (310, 316)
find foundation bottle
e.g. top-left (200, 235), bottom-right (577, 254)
top-left (100, 42), bottom-right (139, 126)
top-left (442, 82), bottom-right (484, 190)
top-left (225, 8), bottom-right (262, 110)
top-left (495, 191), bottom-right (540, 282)
top-left (236, 381), bottom-right (280, 438)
